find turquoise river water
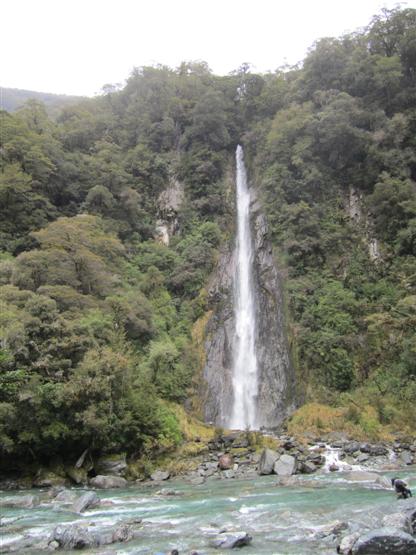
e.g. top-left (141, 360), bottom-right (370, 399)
top-left (1, 468), bottom-right (415, 554)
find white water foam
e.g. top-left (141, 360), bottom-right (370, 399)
top-left (321, 445), bottom-right (362, 472)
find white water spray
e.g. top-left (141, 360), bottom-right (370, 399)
top-left (229, 145), bottom-right (259, 430)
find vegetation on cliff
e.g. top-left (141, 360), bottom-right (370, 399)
top-left (245, 7), bottom-right (416, 433)
top-left (0, 7), bottom-right (415, 469)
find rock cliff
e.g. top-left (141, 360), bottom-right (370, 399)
top-left (202, 182), bottom-right (296, 429)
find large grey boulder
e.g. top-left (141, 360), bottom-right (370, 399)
top-left (210, 531), bottom-right (252, 548)
top-left (382, 512), bottom-right (412, 534)
top-left (391, 501), bottom-right (416, 535)
top-left (111, 524), bottom-right (134, 543)
top-left (406, 504), bottom-right (416, 535)
top-left (50, 523), bottom-right (134, 550)
top-left (300, 460), bottom-right (317, 474)
top-left (1, 495), bottom-right (39, 508)
top-left (89, 475), bottom-right (127, 489)
top-left (351, 527), bottom-right (416, 554)
top-left (53, 489), bottom-right (78, 504)
top-left (359, 444), bottom-right (389, 457)
top-left (150, 470), bottom-right (170, 482)
top-left (70, 491), bottom-right (100, 513)
top-left (51, 524), bottom-right (97, 549)
top-left (95, 454), bottom-right (127, 476)
top-left (343, 442), bottom-right (361, 455)
top-left (273, 454), bottom-right (297, 476)
top-left (258, 448), bottom-right (279, 475)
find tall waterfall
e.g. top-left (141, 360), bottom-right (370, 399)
top-left (229, 145), bottom-right (259, 430)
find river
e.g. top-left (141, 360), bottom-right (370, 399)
top-left (1, 467), bottom-right (415, 554)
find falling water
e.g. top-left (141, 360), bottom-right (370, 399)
top-left (229, 145), bottom-right (259, 430)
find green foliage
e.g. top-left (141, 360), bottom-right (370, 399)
top-left (248, 6), bottom-right (416, 424)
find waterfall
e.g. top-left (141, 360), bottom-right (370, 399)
top-left (229, 145), bottom-right (259, 430)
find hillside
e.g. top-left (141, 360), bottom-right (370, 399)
top-left (1, 87), bottom-right (84, 115)
top-left (0, 7), bottom-right (415, 474)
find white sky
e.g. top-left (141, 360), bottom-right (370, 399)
top-left (2, 0), bottom-right (415, 97)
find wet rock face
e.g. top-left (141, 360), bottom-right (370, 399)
top-left (154, 179), bottom-right (184, 245)
top-left (202, 241), bottom-right (235, 426)
top-left (202, 188), bottom-right (296, 428)
top-left (251, 207), bottom-right (296, 427)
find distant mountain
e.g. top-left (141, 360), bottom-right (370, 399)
top-left (0, 86), bottom-right (85, 113)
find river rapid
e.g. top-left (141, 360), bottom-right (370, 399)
top-left (1, 466), bottom-right (415, 554)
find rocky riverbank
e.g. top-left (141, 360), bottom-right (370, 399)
top-left (1, 432), bottom-right (415, 491)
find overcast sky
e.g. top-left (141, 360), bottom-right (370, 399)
top-left (2, 0), bottom-right (415, 97)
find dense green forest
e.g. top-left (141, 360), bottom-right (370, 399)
top-left (1, 7), bottom-right (415, 468)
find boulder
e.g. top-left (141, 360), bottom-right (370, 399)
top-left (300, 461), bottom-right (317, 474)
top-left (70, 491), bottom-right (100, 513)
top-left (351, 527), bottom-right (416, 554)
top-left (205, 466), bottom-right (217, 478)
top-left (258, 448), bottom-right (279, 475)
top-left (314, 520), bottom-right (348, 539)
top-left (65, 466), bottom-right (88, 485)
top-left (1, 494), bottom-right (39, 508)
top-left (95, 454), bottom-right (127, 476)
top-left (406, 505), bottom-right (416, 535)
top-left (218, 454), bottom-right (234, 470)
top-left (51, 523), bottom-right (135, 550)
top-left (111, 524), bottom-right (133, 543)
top-left (150, 470), bottom-right (170, 482)
top-left (273, 454), bottom-right (296, 476)
top-left (53, 489), bottom-right (78, 504)
top-left (382, 512), bottom-right (413, 535)
top-left (400, 451), bottom-right (414, 465)
top-left (357, 453), bottom-right (370, 463)
top-left (369, 445), bottom-right (389, 457)
top-left (222, 469), bottom-right (235, 479)
top-left (308, 454), bottom-right (325, 466)
top-left (343, 442), bottom-right (361, 455)
top-left (338, 532), bottom-right (360, 554)
top-left (89, 475), bottom-right (127, 489)
top-left (360, 444), bottom-right (388, 456)
top-left (51, 525), bottom-right (97, 550)
top-left (210, 532), bottom-right (252, 549)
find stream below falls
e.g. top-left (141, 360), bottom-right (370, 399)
top-left (1, 467), bottom-right (415, 554)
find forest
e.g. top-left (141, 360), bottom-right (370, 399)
top-left (0, 7), bottom-right (415, 471)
